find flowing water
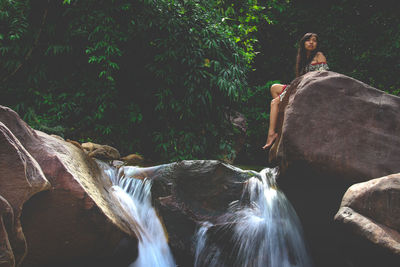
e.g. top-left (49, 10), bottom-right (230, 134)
top-left (194, 167), bottom-right (313, 267)
top-left (98, 161), bottom-right (176, 267)
top-left (98, 160), bottom-right (311, 267)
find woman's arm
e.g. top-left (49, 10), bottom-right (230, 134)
top-left (315, 52), bottom-right (327, 63)
top-left (310, 52), bottom-right (329, 71)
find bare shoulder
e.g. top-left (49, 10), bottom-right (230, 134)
top-left (315, 51), bottom-right (327, 62)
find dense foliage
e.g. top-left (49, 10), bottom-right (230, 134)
top-left (1, 0), bottom-right (264, 162)
top-left (1, 0), bottom-right (399, 165)
top-left (239, 0), bottom-right (400, 164)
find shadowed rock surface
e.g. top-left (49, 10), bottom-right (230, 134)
top-left (334, 173), bottom-right (400, 266)
top-left (0, 106), bottom-right (138, 267)
top-left (268, 71), bottom-right (400, 267)
top-left (0, 122), bottom-right (50, 266)
top-left (270, 71), bottom-right (400, 182)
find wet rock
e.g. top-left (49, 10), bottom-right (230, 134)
top-left (120, 154), bottom-right (144, 166)
top-left (112, 160), bottom-right (125, 168)
top-left (127, 160), bottom-right (255, 266)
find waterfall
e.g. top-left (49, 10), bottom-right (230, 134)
top-left (194, 167), bottom-right (313, 267)
top-left (98, 161), bottom-right (176, 267)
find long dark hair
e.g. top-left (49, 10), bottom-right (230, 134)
top-left (295, 33), bottom-right (319, 77)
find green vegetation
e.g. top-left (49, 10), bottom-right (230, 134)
top-left (1, 0), bottom-right (399, 165)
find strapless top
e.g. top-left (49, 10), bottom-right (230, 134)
top-left (304, 62), bottom-right (329, 73)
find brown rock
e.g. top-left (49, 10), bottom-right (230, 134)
top-left (66, 138), bottom-right (84, 151)
top-left (0, 195), bottom-right (15, 267)
top-left (120, 154), bottom-right (144, 166)
top-left (335, 173), bottom-right (400, 255)
top-left (50, 134), bottom-right (65, 141)
top-left (81, 141), bottom-right (97, 152)
top-left (266, 71), bottom-right (400, 267)
top-left (0, 122), bottom-right (51, 266)
top-left (82, 142), bottom-right (121, 160)
top-left (270, 71), bottom-right (400, 182)
top-left (0, 106), bottom-right (138, 266)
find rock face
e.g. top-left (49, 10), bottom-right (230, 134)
top-left (0, 121), bottom-right (50, 266)
top-left (334, 173), bottom-right (400, 266)
top-left (268, 71), bottom-right (400, 267)
top-left (0, 106), bottom-right (138, 267)
top-left (270, 71), bottom-right (400, 182)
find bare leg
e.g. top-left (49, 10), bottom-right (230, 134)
top-left (262, 97), bottom-right (279, 149)
top-left (262, 83), bottom-right (284, 149)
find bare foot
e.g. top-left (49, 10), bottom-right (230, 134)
top-left (262, 133), bottom-right (278, 150)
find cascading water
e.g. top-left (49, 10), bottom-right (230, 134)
top-left (98, 161), bottom-right (176, 267)
top-left (194, 167), bottom-right (313, 267)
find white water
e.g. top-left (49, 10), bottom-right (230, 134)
top-left (99, 162), bottom-right (176, 267)
top-left (194, 168), bottom-right (313, 267)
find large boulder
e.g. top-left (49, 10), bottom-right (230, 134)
top-left (335, 173), bottom-right (400, 266)
top-left (0, 122), bottom-right (50, 266)
top-left (0, 106), bottom-right (138, 266)
top-left (270, 71), bottom-right (400, 182)
top-left (268, 71), bottom-right (400, 267)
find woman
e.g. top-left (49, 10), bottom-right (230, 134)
top-left (262, 32), bottom-right (329, 150)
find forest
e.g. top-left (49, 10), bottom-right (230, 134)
top-left (1, 0), bottom-right (399, 165)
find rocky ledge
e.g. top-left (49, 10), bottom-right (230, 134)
top-left (0, 106), bottom-right (138, 267)
top-left (269, 71), bottom-right (400, 267)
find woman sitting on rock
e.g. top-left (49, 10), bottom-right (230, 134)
top-left (262, 32), bottom-right (329, 150)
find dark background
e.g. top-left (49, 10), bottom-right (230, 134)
top-left (1, 0), bottom-right (399, 166)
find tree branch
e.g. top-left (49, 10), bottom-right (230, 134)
top-left (2, 2), bottom-right (49, 82)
